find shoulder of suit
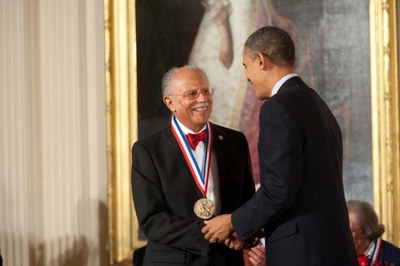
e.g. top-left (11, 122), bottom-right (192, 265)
top-left (381, 240), bottom-right (400, 253)
top-left (134, 125), bottom-right (170, 146)
top-left (210, 123), bottom-right (243, 136)
top-left (210, 124), bottom-right (247, 145)
top-left (273, 79), bottom-right (316, 106)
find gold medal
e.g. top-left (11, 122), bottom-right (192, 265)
top-left (194, 198), bottom-right (216, 219)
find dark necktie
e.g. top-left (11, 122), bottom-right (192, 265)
top-left (186, 130), bottom-right (207, 150)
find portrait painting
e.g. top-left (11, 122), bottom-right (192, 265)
top-left (136, 0), bottom-right (372, 204)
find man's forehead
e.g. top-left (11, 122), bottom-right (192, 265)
top-left (175, 73), bottom-right (207, 86)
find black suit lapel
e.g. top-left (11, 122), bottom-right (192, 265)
top-left (210, 124), bottom-right (231, 213)
top-left (211, 124), bottom-right (226, 182)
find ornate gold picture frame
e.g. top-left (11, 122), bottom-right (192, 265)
top-left (104, 0), bottom-right (399, 264)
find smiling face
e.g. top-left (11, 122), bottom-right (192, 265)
top-left (163, 68), bottom-right (213, 132)
top-left (242, 49), bottom-right (273, 100)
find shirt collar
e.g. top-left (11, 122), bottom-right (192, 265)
top-left (271, 73), bottom-right (298, 97)
top-left (364, 240), bottom-right (375, 257)
top-left (173, 116), bottom-right (207, 135)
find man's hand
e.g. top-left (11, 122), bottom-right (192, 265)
top-left (224, 232), bottom-right (244, 250)
top-left (202, 214), bottom-right (233, 243)
top-left (247, 244), bottom-right (265, 266)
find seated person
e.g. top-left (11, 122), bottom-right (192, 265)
top-left (347, 200), bottom-right (400, 266)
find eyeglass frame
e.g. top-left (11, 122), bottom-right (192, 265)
top-left (350, 227), bottom-right (363, 234)
top-left (168, 88), bottom-right (215, 100)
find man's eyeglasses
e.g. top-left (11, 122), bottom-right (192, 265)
top-left (169, 88), bottom-right (214, 100)
top-left (350, 227), bottom-right (362, 234)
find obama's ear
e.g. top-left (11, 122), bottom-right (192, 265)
top-left (257, 52), bottom-right (272, 70)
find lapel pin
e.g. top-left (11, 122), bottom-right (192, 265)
top-left (218, 135), bottom-right (224, 140)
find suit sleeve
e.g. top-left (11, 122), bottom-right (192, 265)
top-left (131, 141), bottom-right (210, 256)
top-left (232, 99), bottom-right (304, 240)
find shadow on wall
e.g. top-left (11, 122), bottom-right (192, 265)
top-left (27, 200), bottom-right (108, 266)
top-left (29, 236), bottom-right (89, 266)
top-left (97, 201), bottom-right (108, 266)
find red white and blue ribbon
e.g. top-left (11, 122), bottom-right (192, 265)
top-left (171, 116), bottom-right (213, 196)
top-left (369, 238), bottom-right (382, 266)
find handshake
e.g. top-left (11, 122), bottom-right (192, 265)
top-left (201, 213), bottom-right (263, 250)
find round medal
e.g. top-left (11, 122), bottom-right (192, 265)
top-left (194, 198), bottom-right (216, 219)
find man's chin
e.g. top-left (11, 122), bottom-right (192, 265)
top-left (193, 111), bottom-right (211, 119)
top-left (193, 118), bottom-right (209, 127)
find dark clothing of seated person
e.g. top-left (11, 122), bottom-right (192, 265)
top-left (348, 200), bottom-right (400, 266)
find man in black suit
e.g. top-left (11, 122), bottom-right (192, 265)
top-left (202, 26), bottom-right (358, 265)
top-left (131, 65), bottom-right (255, 265)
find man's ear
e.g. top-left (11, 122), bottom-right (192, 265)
top-left (257, 52), bottom-right (271, 70)
top-left (163, 96), bottom-right (176, 112)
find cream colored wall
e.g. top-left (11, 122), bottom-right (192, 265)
top-left (0, 0), bottom-right (108, 265)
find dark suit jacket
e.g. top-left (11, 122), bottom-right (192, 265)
top-left (232, 77), bottom-right (358, 266)
top-left (377, 240), bottom-right (400, 265)
top-left (132, 122), bottom-right (254, 265)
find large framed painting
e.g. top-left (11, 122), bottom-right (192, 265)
top-left (104, 0), bottom-right (400, 264)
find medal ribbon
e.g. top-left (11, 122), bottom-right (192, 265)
top-left (171, 116), bottom-right (212, 196)
top-left (369, 238), bottom-right (382, 266)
